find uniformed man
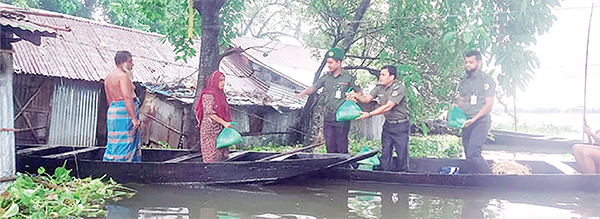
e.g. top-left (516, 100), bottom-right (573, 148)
top-left (456, 50), bottom-right (495, 174)
top-left (348, 65), bottom-right (410, 172)
top-left (296, 47), bottom-right (361, 153)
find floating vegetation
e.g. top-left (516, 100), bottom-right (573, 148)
top-left (0, 164), bottom-right (135, 218)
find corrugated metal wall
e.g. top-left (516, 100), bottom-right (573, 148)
top-left (139, 93), bottom-right (185, 149)
top-left (351, 115), bottom-right (385, 140)
top-left (48, 78), bottom-right (100, 146)
top-left (13, 74), bottom-right (53, 144)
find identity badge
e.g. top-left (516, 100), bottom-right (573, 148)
top-left (470, 94), bottom-right (477, 105)
top-left (335, 90), bottom-right (342, 99)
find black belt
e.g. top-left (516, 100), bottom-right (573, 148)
top-left (386, 119), bottom-right (408, 124)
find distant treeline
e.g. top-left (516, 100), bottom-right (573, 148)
top-left (492, 107), bottom-right (600, 114)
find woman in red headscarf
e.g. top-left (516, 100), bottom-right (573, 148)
top-left (194, 70), bottom-right (232, 162)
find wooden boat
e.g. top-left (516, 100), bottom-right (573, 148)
top-left (311, 157), bottom-right (600, 191)
top-left (489, 129), bottom-right (583, 150)
top-left (15, 144), bottom-right (372, 185)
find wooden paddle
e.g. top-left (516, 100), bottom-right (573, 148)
top-left (256, 142), bottom-right (324, 162)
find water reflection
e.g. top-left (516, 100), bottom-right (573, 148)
top-left (347, 190), bottom-right (382, 218)
top-left (110, 179), bottom-right (600, 219)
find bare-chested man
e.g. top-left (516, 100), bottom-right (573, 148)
top-left (103, 51), bottom-right (142, 162)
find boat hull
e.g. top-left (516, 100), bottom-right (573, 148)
top-left (16, 145), bottom-right (348, 185)
top-left (312, 157), bottom-right (600, 191)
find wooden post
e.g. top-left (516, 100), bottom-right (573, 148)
top-left (0, 49), bottom-right (16, 191)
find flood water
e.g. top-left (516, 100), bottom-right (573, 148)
top-left (108, 178), bottom-right (600, 219)
top-left (105, 112), bottom-right (600, 219)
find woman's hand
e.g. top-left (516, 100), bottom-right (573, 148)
top-left (223, 122), bottom-right (233, 128)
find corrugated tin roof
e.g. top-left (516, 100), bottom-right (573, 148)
top-left (147, 52), bottom-right (307, 109)
top-left (0, 5), bottom-right (58, 47)
top-left (231, 37), bottom-right (326, 87)
top-left (4, 3), bottom-right (198, 83)
top-left (0, 9), bottom-right (56, 36)
top-left (177, 53), bottom-right (307, 109)
top-left (3, 3), bottom-right (307, 108)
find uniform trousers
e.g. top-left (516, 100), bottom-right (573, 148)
top-left (380, 120), bottom-right (410, 172)
top-left (461, 114), bottom-right (493, 174)
top-left (323, 112), bottom-right (351, 153)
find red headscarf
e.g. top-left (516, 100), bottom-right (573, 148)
top-left (194, 71), bottom-right (231, 124)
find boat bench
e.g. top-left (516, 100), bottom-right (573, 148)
top-left (41, 147), bottom-right (99, 159)
top-left (162, 153), bottom-right (202, 163)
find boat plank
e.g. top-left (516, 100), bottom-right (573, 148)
top-left (17, 145), bottom-right (60, 155)
top-left (257, 143), bottom-right (323, 162)
top-left (163, 153), bottom-right (202, 163)
top-left (41, 147), bottom-right (99, 159)
top-left (270, 154), bottom-right (295, 161)
top-left (222, 151), bottom-right (250, 162)
top-left (545, 160), bottom-right (579, 175)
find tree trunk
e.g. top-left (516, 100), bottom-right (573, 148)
top-left (297, 0), bottom-right (372, 146)
top-left (186, 0), bottom-right (227, 150)
top-left (195, 0), bottom-right (227, 93)
top-left (340, 0), bottom-right (370, 50)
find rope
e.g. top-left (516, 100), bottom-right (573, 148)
top-left (491, 161), bottom-right (532, 175)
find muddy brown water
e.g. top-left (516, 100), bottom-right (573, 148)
top-left (107, 178), bottom-right (600, 219)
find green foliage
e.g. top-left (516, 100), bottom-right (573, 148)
top-left (350, 134), bottom-right (463, 158)
top-left (98, 0), bottom-right (202, 62)
top-left (4, 0), bottom-right (560, 135)
top-left (1, 0), bottom-right (92, 18)
top-left (248, 142), bottom-right (306, 152)
top-left (248, 134), bottom-right (463, 159)
top-left (157, 140), bottom-right (172, 149)
top-left (489, 0), bottom-right (559, 98)
top-left (298, 0), bottom-right (559, 133)
top-left (97, 0), bottom-right (246, 61)
top-left (409, 135), bottom-right (463, 159)
top-left (0, 165), bottom-right (135, 218)
top-left (348, 133), bottom-right (381, 154)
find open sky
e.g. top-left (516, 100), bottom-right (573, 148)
top-left (516, 0), bottom-right (600, 109)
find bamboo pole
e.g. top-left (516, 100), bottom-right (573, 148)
top-left (583, 1), bottom-right (595, 142)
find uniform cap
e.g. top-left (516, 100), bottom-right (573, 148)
top-left (325, 47), bottom-right (345, 61)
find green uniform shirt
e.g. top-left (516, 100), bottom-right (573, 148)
top-left (458, 70), bottom-right (496, 118)
top-left (370, 80), bottom-right (409, 121)
top-left (313, 69), bottom-right (361, 113)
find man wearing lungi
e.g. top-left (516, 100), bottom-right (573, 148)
top-left (103, 50), bottom-right (142, 162)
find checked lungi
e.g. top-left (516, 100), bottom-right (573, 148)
top-left (103, 98), bottom-right (142, 162)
